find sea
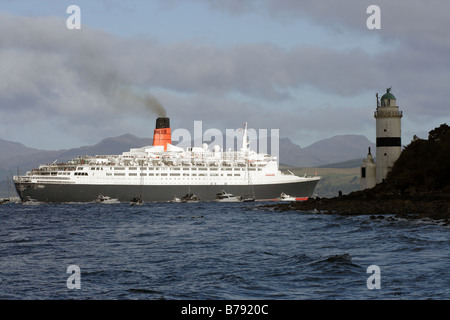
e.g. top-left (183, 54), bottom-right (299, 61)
top-left (0, 201), bottom-right (448, 304)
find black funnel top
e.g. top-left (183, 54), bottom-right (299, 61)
top-left (155, 117), bottom-right (170, 129)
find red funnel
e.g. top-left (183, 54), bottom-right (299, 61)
top-left (153, 117), bottom-right (171, 150)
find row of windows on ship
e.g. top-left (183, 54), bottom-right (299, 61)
top-left (34, 166), bottom-right (263, 176)
top-left (82, 166), bottom-right (262, 171)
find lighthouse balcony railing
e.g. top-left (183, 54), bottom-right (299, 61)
top-left (374, 110), bottom-right (403, 118)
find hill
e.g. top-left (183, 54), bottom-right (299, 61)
top-left (0, 138), bottom-right (42, 160)
top-left (282, 166), bottom-right (360, 198)
top-left (387, 124), bottom-right (450, 192)
top-left (280, 135), bottom-right (375, 167)
top-left (0, 135), bottom-right (154, 196)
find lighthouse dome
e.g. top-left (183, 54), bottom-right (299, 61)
top-left (380, 87), bottom-right (396, 107)
top-left (381, 87), bottom-right (396, 100)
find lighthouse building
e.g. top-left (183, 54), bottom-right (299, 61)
top-left (360, 87), bottom-right (403, 189)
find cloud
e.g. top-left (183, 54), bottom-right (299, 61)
top-left (169, 0), bottom-right (450, 142)
top-left (0, 1), bottom-right (449, 149)
top-left (0, 13), bottom-right (380, 111)
top-left (0, 14), bottom-right (168, 139)
top-left (194, 0), bottom-right (450, 40)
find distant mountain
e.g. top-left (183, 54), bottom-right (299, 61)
top-left (51, 134), bottom-right (154, 161)
top-left (280, 135), bottom-right (375, 167)
top-left (0, 133), bottom-right (375, 196)
top-left (318, 159), bottom-right (367, 169)
top-left (279, 137), bottom-right (320, 167)
top-left (0, 138), bottom-right (42, 160)
top-left (0, 139), bottom-right (44, 190)
top-left (0, 134), bottom-right (153, 189)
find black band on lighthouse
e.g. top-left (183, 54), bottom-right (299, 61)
top-left (376, 137), bottom-right (401, 147)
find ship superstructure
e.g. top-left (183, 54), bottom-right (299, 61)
top-left (14, 118), bottom-right (320, 203)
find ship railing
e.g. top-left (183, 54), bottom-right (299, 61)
top-left (13, 175), bottom-right (31, 183)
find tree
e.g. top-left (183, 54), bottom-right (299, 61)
top-left (387, 124), bottom-right (450, 191)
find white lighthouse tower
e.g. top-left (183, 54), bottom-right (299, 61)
top-left (374, 87), bottom-right (403, 183)
top-left (360, 147), bottom-right (376, 190)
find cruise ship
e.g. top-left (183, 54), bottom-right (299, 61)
top-left (13, 118), bottom-right (320, 203)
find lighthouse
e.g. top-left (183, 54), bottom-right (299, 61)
top-left (374, 87), bottom-right (403, 183)
top-left (360, 87), bottom-right (403, 189)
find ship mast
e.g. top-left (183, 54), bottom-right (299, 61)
top-left (241, 122), bottom-right (249, 152)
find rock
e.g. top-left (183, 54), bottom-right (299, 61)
top-left (269, 185), bottom-right (449, 222)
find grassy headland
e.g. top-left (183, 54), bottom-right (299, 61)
top-left (281, 166), bottom-right (360, 198)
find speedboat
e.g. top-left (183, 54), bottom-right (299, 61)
top-left (169, 196), bottom-right (181, 203)
top-left (279, 192), bottom-right (296, 201)
top-left (95, 194), bottom-right (120, 204)
top-left (241, 194), bottom-right (255, 202)
top-left (130, 195), bottom-right (143, 206)
top-left (181, 193), bottom-right (200, 203)
top-left (215, 190), bottom-right (242, 202)
top-left (22, 196), bottom-right (41, 205)
top-left (1, 197), bottom-right (18, 205)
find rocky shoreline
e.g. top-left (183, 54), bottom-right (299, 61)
top-left (266, 183), bottom-right (450, 225)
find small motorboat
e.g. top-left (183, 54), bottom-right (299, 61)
top-left (95, 194), bottom-right (120, 204)
top-left (181, 193), bottom-right (200, 203)
top-left (1, 197), bottom-right (19, 205)
top-left (215, 190), bottom-right (242, 202)
top-left (241, 194), bottom-right (255, 202)
top-left (169, 196), bottom-right (181, 203)
top-left (279, 192), bottom-right (296, 201)
top-left (130, 195), bottom-right (143, 206)
top-left (21, 196), bottom-right (41, 205)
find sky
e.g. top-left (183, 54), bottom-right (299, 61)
top-left (0, 0), bottom-right (449, 151)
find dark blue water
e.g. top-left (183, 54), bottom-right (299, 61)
top-left (0, 202), bottom-right (448, 300)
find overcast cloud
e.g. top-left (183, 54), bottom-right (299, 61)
top-left (0, 1), bottom-right (449, 150)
